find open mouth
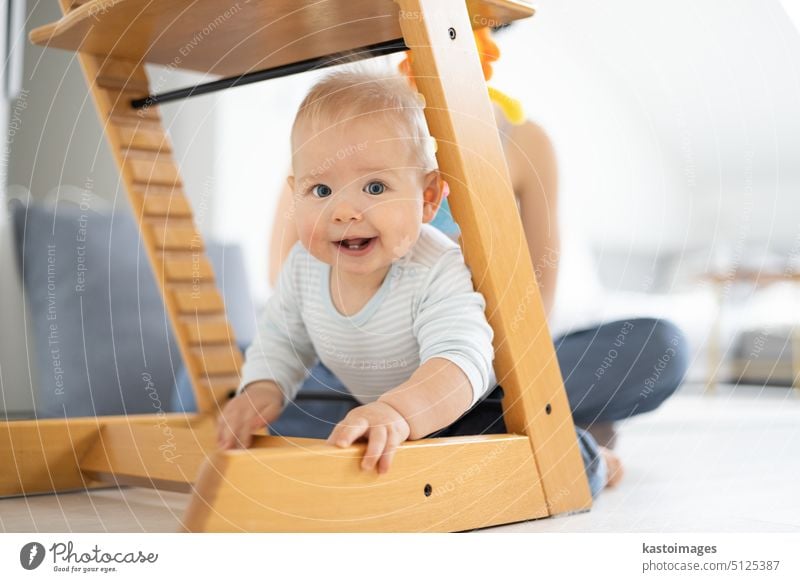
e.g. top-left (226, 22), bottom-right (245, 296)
top-left (334, 236), bottom-right (377, 255)
top-left (336, 237), bottom-right (375, 250)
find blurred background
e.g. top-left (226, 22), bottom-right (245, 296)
top-left (2, 0), bottom-right (799, 417)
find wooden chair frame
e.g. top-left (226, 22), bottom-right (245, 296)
top-left (0, 0), bottom-right (591, 531)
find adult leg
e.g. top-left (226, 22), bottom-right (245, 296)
top-left (554, 317), bottom-right (690, 447)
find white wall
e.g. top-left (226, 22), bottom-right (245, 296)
top-left (211, 74), bottom-right (302, 302)
top-left (148, 68), bottom-right (220, 234)
top-left (491, 0), bottom-right (800, 267)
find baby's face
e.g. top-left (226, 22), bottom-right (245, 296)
top-left (289, 114), bottom-right (440, 282)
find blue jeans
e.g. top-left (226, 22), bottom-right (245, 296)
top-left (172, 317), bottom-right (689, 499)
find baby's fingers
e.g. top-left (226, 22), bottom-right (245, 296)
top-left (362, 426), bottom-right (387, 472)
top-left (217, 417), bottom-right (240, 449)
top-left (227, 410), bottom-right (269, 449)
top-left (377, 430), bottom-right (404, 474)
top-left (218, 397), bottom-right (279, 450)
top-left (217, 412), bottom-right (253, 450)
top-left (218, 420), bottom-right (247, 449)
top-left (327, 416), bottom-right (369, 448)
top-left (217, 407), bottom-right (239, 449)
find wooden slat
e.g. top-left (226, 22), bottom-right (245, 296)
top-left (134, 184), bottom-right (184, 197)
top-left (199, 375), bottom-right (241, 404)
top-left (192, 346), bottom-right (243, 377)
top-left (173, 287), bottom-right (225, 314)
top-left (184, 434), bottom-right (549, 532)
top-left (121, 146), bottom-right (174, 161)
top-left (163, 255), bottom-right (214, 282)
top-left (93, 58), bottom-right (150, 92)
top-left (395, 0), bottom-right (591, 516)
top-left (140, 193), bottom-right (193, 218)
top-left (30, 0), bottom-right (534, 78)
top-left (118, 125), bottom-right (172, 152)
top-left (104, 88), bottom-right (161, 121)
top-left (180, 317), bottom-right (234, 345)
top-left (147, 221), bottom-right (201, 250)
top-left (108, 114), bottom-right (163, 132)
top-left (128, 157), bottom-right (182, 186)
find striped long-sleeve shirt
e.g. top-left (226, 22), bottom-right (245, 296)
top-left (237, 224), bottom-right (497, 409)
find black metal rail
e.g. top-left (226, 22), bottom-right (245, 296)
top-left (130, 38), bottom-right (409, 109)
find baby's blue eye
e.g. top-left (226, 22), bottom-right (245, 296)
top-left (311, 184), bottom-right (332, 198)
top-left (365, 181), bottom-right (386, 195)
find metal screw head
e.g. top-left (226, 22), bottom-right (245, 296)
top-left (448, 27), bottom-right (456, 40)
top-left (424, 483), bottom-right (433, 497)
top-left (545, 403), bottom-right (552, 415)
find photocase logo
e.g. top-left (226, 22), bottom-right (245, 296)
top-left (20, 542), bottom-right (46, 570)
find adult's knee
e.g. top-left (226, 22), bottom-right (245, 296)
top-left (634, 318), bottom-right (690, 413)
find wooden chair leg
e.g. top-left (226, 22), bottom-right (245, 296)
top-left (0, 415), bottom-right (208, 497)
top-left (393, 0), bottom-right (592, 515)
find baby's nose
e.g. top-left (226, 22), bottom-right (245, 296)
top-left (331, 195), bottom-right (363, 222)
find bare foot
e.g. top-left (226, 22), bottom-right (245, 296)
top-left (600, 446), bottom-right (624, 488)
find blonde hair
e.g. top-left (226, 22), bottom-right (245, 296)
top-left (291, 65), bottom-right (437, 173)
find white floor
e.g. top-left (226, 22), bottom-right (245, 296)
top-left (1, 383), bottom-right (798, 533)
top-left (493, 383), bottom-right (800, 532)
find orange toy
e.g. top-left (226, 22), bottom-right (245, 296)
top-left (399, 26), bottom-right (525, 125)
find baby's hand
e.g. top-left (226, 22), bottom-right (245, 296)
top-left (326, 401), bottom-right (411, 474)
top-left (217, 381), bottom-right (284, 450)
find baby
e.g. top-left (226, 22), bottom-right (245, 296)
top-left (217, 67), bottom-right (497, 474)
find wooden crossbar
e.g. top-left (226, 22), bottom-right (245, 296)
top-left (184, 434), bottom-right (549, 532)
top-left (0, 415), bottom-right (206, 497)
top-left (78, 424), bottom-right (321, 493)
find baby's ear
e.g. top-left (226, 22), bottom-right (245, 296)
top-left (421, 170), bottom-right (443, 223)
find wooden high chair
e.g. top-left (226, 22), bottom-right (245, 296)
top-left (0, 0), bottom-right (592, 531)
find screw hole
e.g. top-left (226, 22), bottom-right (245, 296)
top-left (545, 403), bottom-right (552, 415)
top-left (448, 27), bottom-right (456, 40)
top-left (424, 483), bottom-right (432, 497)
